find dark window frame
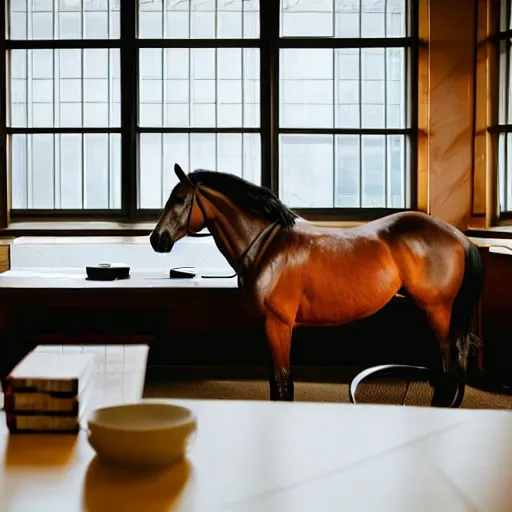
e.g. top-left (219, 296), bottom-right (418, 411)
top-left (495, 0), bottom-right (512, 218)
top-left (2, 0), bottom-right (419, 224)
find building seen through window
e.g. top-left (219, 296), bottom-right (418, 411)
top-left (6, 0), bottom-right (413, 216)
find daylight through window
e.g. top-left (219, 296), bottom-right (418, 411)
top-left (498, 0), bottom-right (512, 213)
top-left (5, 0), bottom-right (417, 219)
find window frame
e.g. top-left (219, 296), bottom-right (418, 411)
top-left (495, 0), bottom-right (512, 219)
top-left (1, 0), bottom-right (419, 226)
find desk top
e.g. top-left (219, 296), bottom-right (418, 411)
top-left (0, 268), bottom-right (238, 291)
top-left (0, 399), bottom-right (510, 512)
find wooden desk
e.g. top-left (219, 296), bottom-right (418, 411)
top-left (0, 269), bottom-right (442, 378)
top-left (0, 270), bottom-right (260, 380)
top-left (0, 400), bottom-right (511, 511)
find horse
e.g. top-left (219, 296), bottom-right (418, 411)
top-left (150, 164), bottom-right (484, 402)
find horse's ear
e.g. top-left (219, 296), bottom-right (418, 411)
top-left (174, 163), bottom-right (195, 188)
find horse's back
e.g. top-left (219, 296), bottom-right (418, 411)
top-left (374, 211), bottom-right (470, 259)
top-left (369, 211), bottom-right (469, 304)
top-left (285, 211), bottom-right (469, 317)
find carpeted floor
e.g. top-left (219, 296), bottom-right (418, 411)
top-left (144, 378), bottom-right (512, 409)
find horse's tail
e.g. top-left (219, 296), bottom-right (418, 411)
top-left (449, 241), bottom-right (485, 380)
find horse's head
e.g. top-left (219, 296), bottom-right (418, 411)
top-left (149, 164), bottom-right (206, 253)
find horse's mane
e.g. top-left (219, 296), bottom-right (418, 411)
top-left (188, 170), bottom-right (297, 228)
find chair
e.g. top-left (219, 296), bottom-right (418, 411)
top-left (349, 364), bottom-right (465, 408)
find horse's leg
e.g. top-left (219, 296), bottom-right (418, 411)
top-left (423, 303), bottom-right (453, 374)
top-left (265, 314), bottom-right (294, 401)
top-left (422, 300), bottom-right (471, 409)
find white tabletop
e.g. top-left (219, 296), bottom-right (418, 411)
top-left (0, 399), bottom-right (510, 512)
top-left (0, 268), bottom-right (238, 290)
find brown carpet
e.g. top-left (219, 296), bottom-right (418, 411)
top-left (144, 379), bottom-right (512, 409)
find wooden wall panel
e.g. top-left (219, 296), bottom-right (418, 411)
top-left (417, 0), bottom-right (430, 213)
top-left (427, 0), bottom-right (477, 230)
top-left (472, 0), bottom-right (500, 225)
top-left (0, 240), bottom-right (10, 273)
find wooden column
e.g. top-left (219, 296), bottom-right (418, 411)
top-left (426, 0), bottom-right (478, 230)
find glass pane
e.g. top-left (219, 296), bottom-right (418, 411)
top-left (508, 42), bottom-right (512, 125)
top-left (499, 40), bottom-right (508, 125)
top-left (499, 133), bottom-right (506, 211)
top-left (500, 0), bottom-right (511, 31)
top-left (387, 134), bottom-right (406, 208)
top-left (281, 0), bottom-right (407, 38)
top-left (498, 133), bottom-right (512, 212)
top-left (281, 0), bottom-right (333, 37)
top-left (386, 0), bottom-right (406, 38)
top-left (335, 134), bottom-right (360, 207)
top-left (138, 0), bottom-right (260, 39)
top-left (280, 48), bottom-right (406, 130)
top-left (139, 133), bottom-right (261, 209)
top-left (279, 134), bottom-right (334, 208)
top-left (361, 48), bottom-right (385, 129)
top-left (386, 48), bottom-right (405, 129)
top-left (10, 133), bottom-right (121, 210)
top-left (336, 49), bottom-right (360, 128)
top-left (280, 134), bottom-right (406, 208)
top-left (280, 49), bottom-right (334, 129)
top-left (139, 48), bottom-right (260, 128)
top-left (9, 49), bottom-right (120, 129)
top-left (8, 0), bottom-right (120, 40)
top-left (361, 134), bottom-right (386, 207)
top-left (335, 0), bottom-right (360, 38)
top-left (506, 132), bottom-right (512, 212)
top-left (361, 0), bottom-right (385, 38)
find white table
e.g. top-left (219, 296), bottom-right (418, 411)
top-left (0, 399), bottom-right (510, 511)
top-left (0, 268), bottom-right (238, 290)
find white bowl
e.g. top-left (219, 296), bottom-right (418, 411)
top-left (86, 401), bottom-right (197, 469)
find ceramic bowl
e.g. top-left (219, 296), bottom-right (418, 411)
top-left (86, 401), bottom-right (197, 469)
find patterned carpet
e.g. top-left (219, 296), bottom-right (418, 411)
top-left (144, 379), bottom-right (512, 409)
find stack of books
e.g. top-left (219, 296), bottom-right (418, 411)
top-left (3, 347), bottom-right (96, 433)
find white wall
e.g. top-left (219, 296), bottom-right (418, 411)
top-left (9, 236), bottom-right (232, 272)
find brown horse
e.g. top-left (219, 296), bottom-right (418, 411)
top-left (150, 164), bottom-right (484, 402)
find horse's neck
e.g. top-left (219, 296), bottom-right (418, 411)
top-left (208, 215), bottom-right (270, 272)
top-left (198, 189), bottom-right (269, 271)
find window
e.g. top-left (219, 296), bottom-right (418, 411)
top-left (498, 0), bottom-right (512, 215)
top-left (7, 0), bottom-right (121, 214)
top-left (4, 0), bottom-right (417, 222)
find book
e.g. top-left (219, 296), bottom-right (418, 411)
top-left (3, 366), bottom-right (96, 415)
top-left (2, 344), bottom-right (150, 433)
top-left (5, 414), bottom-right (82, 434)
top-left (5, 369), bottom-right (96, 434)
top-left (6, 393), bottom-right (79, 414)
top-left (3, 349), bottom-right (95, 395)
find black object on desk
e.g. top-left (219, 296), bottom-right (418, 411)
top-left (86, 263), bottom-right (131, 281)
top-left (169, 267), bottom-right (197, 279)
top-left (169, 267), bottom-right (236, 279)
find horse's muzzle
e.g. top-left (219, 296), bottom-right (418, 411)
top-left (150, 231), bottom-right (174, 253)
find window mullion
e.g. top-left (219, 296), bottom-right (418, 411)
top-left (498, 0), bottom-right (512, 214)
top-left (120, 0), bottom-right (138, 220)
top-left (260, 0), bottom-right (280, 194)
top-left (0, 0), bottom-right (7, 227)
